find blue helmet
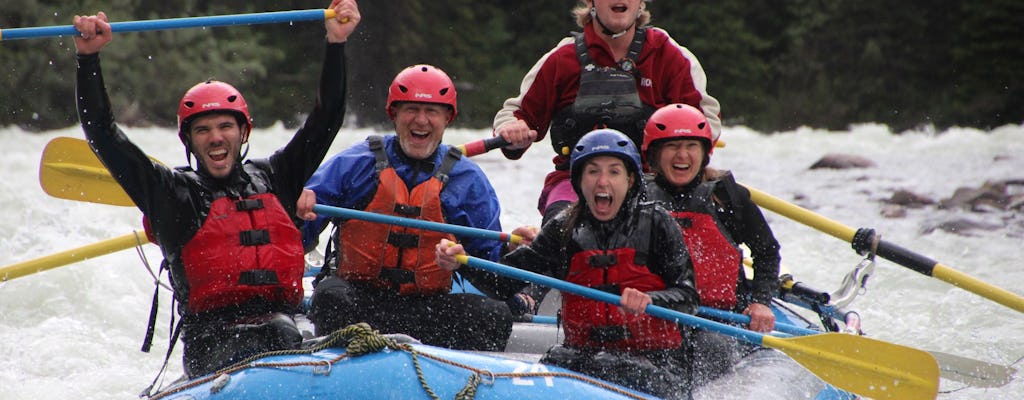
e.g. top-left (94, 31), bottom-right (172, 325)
top-left (569, 129), bottom-right (643, 195)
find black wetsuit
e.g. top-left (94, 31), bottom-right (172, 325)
top-left (76, 43), bottom-right (349, 377)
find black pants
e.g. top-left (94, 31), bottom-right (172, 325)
top-left (309, 275), bottom-right (515, 352)
top-left (542, 344), bottom-right (692, 400)
top-left (181, 312), bottom-right (302, 378)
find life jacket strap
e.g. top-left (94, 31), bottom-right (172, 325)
top-left (235, 198), bottom-right (265, 211)
top-left (240, 229), bottom-right (270, 246)
top-left (588, 253), bottom-right (619, 267)
top-left (387, 232), bottom-right (420, 248)
top-left (238, 269), bottom-right (281, 286)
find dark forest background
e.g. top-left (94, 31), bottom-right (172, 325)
top-left (1, 0), bottom-right (1022, 133)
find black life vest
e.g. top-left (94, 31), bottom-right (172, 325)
top-left (549, 27), bottom-right (654, 162)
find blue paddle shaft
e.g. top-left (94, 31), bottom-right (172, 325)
top-left (1, 9), bottom-right (329, 41)
top-left (462, 255), bottom-right (765, 345)
top-left (697, 306), bottom-right (818, 336)
top-left (312, 204), bottom-right (512, 243)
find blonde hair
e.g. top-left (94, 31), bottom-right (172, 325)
top-left (572, 1), bottom-right (651, 29)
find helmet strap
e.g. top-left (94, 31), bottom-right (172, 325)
top-left (591, 6), bottom-right (637, 39)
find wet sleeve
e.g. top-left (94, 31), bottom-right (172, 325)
top-left (76, 53), bottom-right (176, 217)
top-left (721, 179), bottom-right (781, 306)
top-left (269, 42), bottom-right (349, 215)
top-left (461, 220), bottom-right (568, 300)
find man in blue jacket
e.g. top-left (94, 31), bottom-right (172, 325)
top-left (296, 65), bottom-right (519, 351)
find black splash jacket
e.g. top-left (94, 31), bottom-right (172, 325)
top-left (468, 198), bottom-right (699, 316)
top-left (76, 43), bottom-right (348, 316)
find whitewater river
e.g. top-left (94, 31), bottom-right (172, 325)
top-left (2, 123), bottom-right (1022, 399)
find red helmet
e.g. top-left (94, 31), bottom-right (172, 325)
top-left (642, 103), bottom-right (714, 161)
top-left (386, 64), bottom-right (458, 123)
top-left (177, 80), bottom-right (252, 144)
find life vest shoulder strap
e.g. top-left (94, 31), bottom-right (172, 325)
top-left (434, 146), bottom-right (463, 188)
top-left (573, 27), bottom-right (647, 78)
top-left (367, 135), bottom-right (390, 174)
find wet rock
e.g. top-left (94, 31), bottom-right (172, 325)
top-left (920, 217), bottom-right (1004, 236)
top-left (809, 153), bottom-right (877, 170)
top-left (1008, 194), bottom-right (1024, 212)
top-left (884, 189), bottom-right (934, 208)
top-left (938, 181), bottom-right (1009, 211)
top-left (880, 204), bottom-right (907, 218)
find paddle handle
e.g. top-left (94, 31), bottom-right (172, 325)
top-left (312, 204), bottom-right (523, 244)
top-left (1, 9), bottom-right (337, 41)
top-left (697, 306), bottom-right (818, 336)
top-left (457, 136), bottom-right (511, 157)
top-left (745, 183), bottom-right (1024, 314)
top-left (457, 254), bottom-right (765, 345)
top-left (1, 231), bottom-right (150, 282)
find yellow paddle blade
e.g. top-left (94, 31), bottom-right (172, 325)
top-left (39, 137), bottom-right (135, 206)
top-left (764, 333), bottom-right (939, 400)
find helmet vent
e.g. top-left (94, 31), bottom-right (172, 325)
top-left (398, 84), bottom-right (409, 93)
top-left (655, 123), bottom-right (666, 131)
top-left (439, 88), bottom-right (450, 96)
top-left (183, 101), bottom-right (195, 109)
top-left (617, 140), bottom-right (629, 147)
top-left (697, 122), bottom-right (706, 130)
top-left (227, 95), bottom-right (238, 103)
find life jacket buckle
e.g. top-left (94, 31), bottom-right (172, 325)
top-left (589, 325), bottom-right (631, 342)
top-left (387, 232), bottom-right (419, 248)
top-left (235, 198), bottom-right (265, 211)
top-left (393, 204), bottom-right (422, 217)
top-left (239, 229), bottom-right (271, 246)
top-left (588, 253), bottom-right (618, 267)
top-left (238, 269), bottom-right (280, 286)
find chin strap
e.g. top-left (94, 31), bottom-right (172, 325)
top-left (590, 6), bottom-right (639, 39)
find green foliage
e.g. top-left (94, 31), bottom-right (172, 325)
top-left (0, 1), bottom-right (1021, 132)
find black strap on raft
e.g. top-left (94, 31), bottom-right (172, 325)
top-left (312, 224), bottom-right (341, 288)
top-left (139, 302), bottom-right (183, 397)
top-left (141, 260), bottom-right (168, 353)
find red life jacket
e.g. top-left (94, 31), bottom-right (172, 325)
top-left (179, 193), bottom-right (305, 314)
top-left (662, 182), bottom-right (743, 309)
top-left (335, 137), bottom-right (459, 296)
top-left (563, 247), bottom-right (683, 351)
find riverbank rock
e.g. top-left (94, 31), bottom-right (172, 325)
top-left (938, 179), bottom-right (1024, 212)
top-left (884, 189), bottom-right (935, 208)
top-left (883, 179), bottom-right (1024, 235)
top-left (809, 153), bottom-right (876, 169)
